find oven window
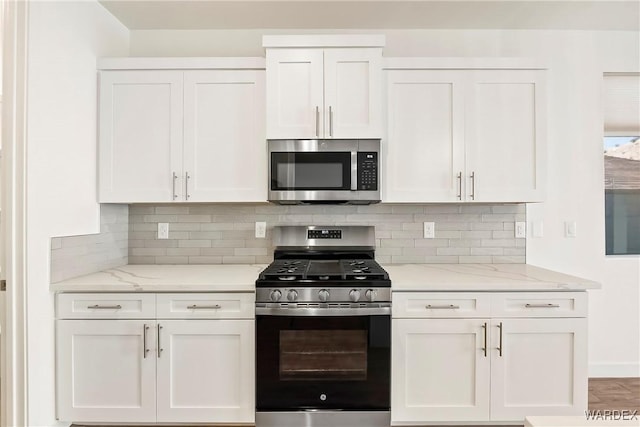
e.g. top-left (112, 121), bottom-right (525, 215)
top-left (271, 152), bottom-right (351, 190)
top-left (280, 330), bottom-right (367, 381)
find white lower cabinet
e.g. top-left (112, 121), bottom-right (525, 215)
top-left (490, 318), bottom-right (588, 420)
top-left (156, 320), bottom-right (254, 423)
top-left (392, 318), bottom-right (490, 422)
top-left (391, 292), bottom-right (588, 425)
top-left (56, 320), bottom-right (157, 423)
top-left (56, 293), bottom-right (255, 425)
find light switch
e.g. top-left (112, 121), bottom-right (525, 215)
top-left (565, 221), bottom-right (577, 238)
top-left (255, 221), bottom-right (267, 239)
top-left (423, 222), bottom-right (435, 239)
top-left (515, 222), bottom-right (526, 239)
top-left (158, 223), bottom-right (169, 239)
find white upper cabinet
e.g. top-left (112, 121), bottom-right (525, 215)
top-left (265, 49), bottom-right (324, 139)
top-left (98, 59), bottom-right (266, 203)
top-left (384, 70), bottom-right (466, 202)
top-left (323, 48), bottom-right (382, 138)
top-left (264, 36), bottom-right (384, 139)
top-left (99, 71), bottom-right (184, 203)
top-left (465, 70), bottom-right (546, 202)
top-left (183, 70), bottom-right (266, 202)
top-left (384, 63), bottom-right (546, 203)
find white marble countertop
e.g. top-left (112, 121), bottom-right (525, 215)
top-left (50, 264), bottom-right (268, 292)
top-left (385, 263), bottom-right (600, 292)
top-left (51, 263), bottom-right (600, 293)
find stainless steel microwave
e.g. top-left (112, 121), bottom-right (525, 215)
top-left (268, 139), bottom-right (381, 205)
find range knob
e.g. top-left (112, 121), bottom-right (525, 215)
top-left (365, 289), bottom-right (378, 302)
top-left (269, 289), bottom-right (282, 302)
top-left (318, 289), bottom-right (330, 302)
top-left (287, 289), bottom-right (298, 302)
top-left (349, 289), bottom-right (361, 302)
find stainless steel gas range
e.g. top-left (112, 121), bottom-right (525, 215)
top-left (255, 226), bottom-right (391, 427)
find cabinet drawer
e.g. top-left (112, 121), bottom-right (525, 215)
top-left (156, 293), bottom-right (255, 319)
top-left (56, 293), bottom-right (155, 319)
top-left (393, 292), bottom-right (492, 318)
top-left (492, 292), bottom-right (587, 318)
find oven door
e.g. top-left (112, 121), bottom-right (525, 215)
top-left (255, 306), bottom-right (390, 412)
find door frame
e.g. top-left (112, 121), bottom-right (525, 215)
top-left (1, 0), bottom-right (29, 426)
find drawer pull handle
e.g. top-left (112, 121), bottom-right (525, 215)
top-left (426, 304), bottom-right (460, 309)
top-left (87, 304), bottom-right (122, 310)
top-left (497, 322), bottom-right (503, 357)
top-left (187, 304), bottom-right (222, 310)
top-left (525, 303), bottom-right (560, 308)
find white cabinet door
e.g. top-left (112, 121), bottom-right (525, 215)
top-left (99, 71), bottom-right (183, 202)
top-left (183, 70), bottom-right (266, 202)
top-left (490, 318), bottom-right (588, 421)
top-left (392, 318), bottom-right (490, 423)
top-left (156, 320), bottom-right (255, 423)
top-left (56, 320), bottom-right (157, 423)
top-left (266, 49), bottom-right (324, 139)
top-left (384, 70), bottom-right (466, 202)
top-left (324, 48), bottom-right (382, 138)
top-left (465, 70), bottom-right (546, 202)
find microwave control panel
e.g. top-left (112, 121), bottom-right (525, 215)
top-left (357, 152), bottom-right (378, 191)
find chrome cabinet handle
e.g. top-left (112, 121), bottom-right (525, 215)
top-left (330, 106), bottom-right (335, 137)
top-left (496, 322), bottom-right (503, 357)
top-left (457, 171), bottom-right (462, 200)
top-left (157, 324), bottom-right (163, 358)
top-left (186, 304), bottom-right (221, 310)
top-left (470, 171), bottom-right (476, 200)
top-left (315, 106), bottom-right (319, 137)
top-left (425, 304), bottom-right (460, 309)
top-left (482, 322), bottom-right (487, 357)
top-left (143, 324), bottom-right (150, 359)
top-left (172, 172), bottom-right (178, 200)
top-left (185, 172), bottom-right (190, 200)
top-left (525, 303), bottom-right (560, 308)
top-left (87, 304), bottom-right (122, 310)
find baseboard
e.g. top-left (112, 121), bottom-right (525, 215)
top-left (589, 362), bottom-right (640, 377)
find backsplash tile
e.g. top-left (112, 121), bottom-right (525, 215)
top-left (128, 203), bottom-right (526, 265)
top-left (50, 204), bottom-right (128, 282)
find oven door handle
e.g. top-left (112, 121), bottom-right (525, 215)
top-left (256, 305), bottom-right (391, 317)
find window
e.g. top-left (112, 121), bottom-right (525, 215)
top-left (604, 136), bottom-right (640, 255)
top-left (603, 74), bottom-right (640, 256)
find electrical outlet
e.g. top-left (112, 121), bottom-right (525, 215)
top-left (565, 221), bottom-right (577, 238)
top-left (255, 221), bottom-right (267, 239)
top-left (515, 222), bottom-right (526, 239)
top-left (157, 223), bottom-right (169, 239)
top-left (423, 222), bottom-right (435, 239)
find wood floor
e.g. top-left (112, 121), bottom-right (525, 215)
top-left (71, 378), bottom-right (640, 427)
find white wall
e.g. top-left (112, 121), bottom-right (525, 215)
top-left (130, 28), bottom-right (640, 377)
top-left (26, 2), bottom-right (128, 425)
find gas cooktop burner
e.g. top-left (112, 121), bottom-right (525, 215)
top-left (258, 259), bottom-right (389, 283)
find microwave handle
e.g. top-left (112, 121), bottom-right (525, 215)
top-left (351, 152), bottom-right (358, 191)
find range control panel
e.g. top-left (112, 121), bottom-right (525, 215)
top-left (357, 152), bottom-right (378, 191)
top-left (308, 229), bottom-right (342, 239)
